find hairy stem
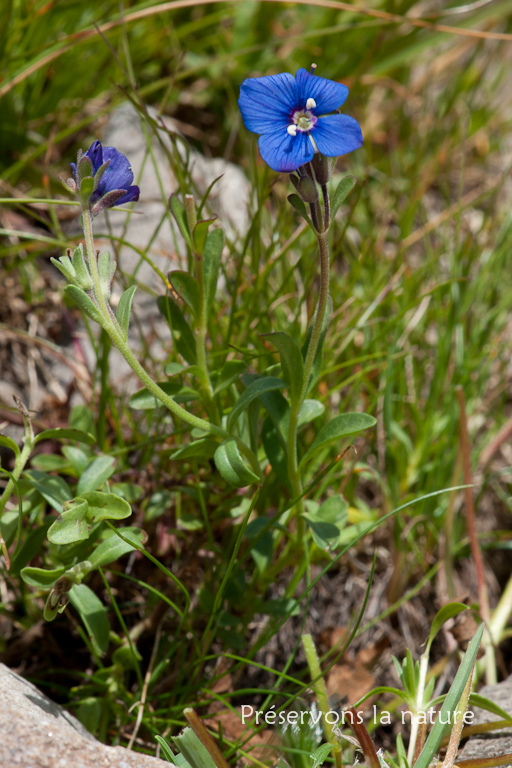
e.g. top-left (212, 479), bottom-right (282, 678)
top-left (81, 207), bottom-right (260, 475)
top-left (286, 230), bottom-right (331, 540)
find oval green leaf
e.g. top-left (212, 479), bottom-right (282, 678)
top-left (76, 456), bottom-right (116, 495)
top-left (300, 412), bottom-right (377, 467)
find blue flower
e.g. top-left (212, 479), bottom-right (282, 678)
top-left (238, 67), bottom-right (363, 173)
top-left (71, 140), bottom-right (140, 215)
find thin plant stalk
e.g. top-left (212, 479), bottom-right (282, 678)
top-left (455, 386), bottom-right (495, 684)
top-left (81, 207), bottom-right (260, 475)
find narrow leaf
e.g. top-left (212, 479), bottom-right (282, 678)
top-left (0, 435), bottom-right (20, 457)
top-left (169, 194), bottom-right (193, 248)
top-left (69, 583), bottom-right (110, 656)
top-left (116, 284), bottom-right (137, 339)
top-left (65, 285), bottom-right (103, 324)
top-left (264, 332), bottom-right (304, 405)
top-left (213, 360), bottom-right (247, 395)
top-left (426, 602), bottom-right (470, 654)
top-left (157, 296), bottom-right (197, 364)
top-left (87, 527), bottom-right (144, 569)
top-left (227, 376), bottom-right (286, 431)
top-left (331, 176), bottom-right (356, 219)
top-left (203, 227), bottom-right (224, 314)
top-left (169, 271), bottom-right (200, 317)
top-left (414, 625), bottom-right (485, 768)
top-left (34, 428), bottom-right (95, 446)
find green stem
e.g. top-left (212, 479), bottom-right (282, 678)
top-left (302, 633), bottom-right (338, 749)
top-left (81, 206), bottom-right (261, 476)
top-left (286, 229), bottom-right (331, 540)
top-left (0, 423), bottom-right (34, 515)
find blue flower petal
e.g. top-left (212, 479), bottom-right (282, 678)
top-left (85, 140), bottom-right (104, 174)
top-left (258, 130), bottom-right (314, 172)
top-left (312, 114), bottom-right (363, 157)
top-left (296, 68), bottom-right (349, 114)
top-left (239, 72), bottom-right (297, 135)
top-left (115, 185), bottom-right (140, 206)
top-left (94, 145), bottom-right (135, 198)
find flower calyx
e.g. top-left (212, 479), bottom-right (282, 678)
top-left (311, 153), bottom-right (337, 185)
top-left (289, 171), bottom-right (318, 204)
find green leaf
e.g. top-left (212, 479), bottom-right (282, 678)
top-left (116, 284), bottom-right (137, 339)
top-left (165, 362), bottom-right (186, 377)
top-left (304, 495), bottom-right (348, 550)
top-left (0, 434), bottom-right (20, 457)
top-left (77, 456), bottom-right (116, 494)
top-left (69, 583), bottom-right (110, 656)
top-left (173, 727), bottom-right (217, 768)
top-left (227, 376), bottom-right (286, 432)
top-left (245, 517), bottom-right (273, 573)
top-left (287, 193), bottom-right (313, 226)
top-left (193, 216), bottom-right (217, 255)
top-left (301, 296), bottom-right (332, 393)
top-left (170, 438), bottom-right (218, 460)
top-left (62, 446), bottom-right (90, 475)
top-left (214, 439), bottom-right (260, 488)
top-left (34, 428), bottom-right (95, 445)
top-left (213, 360), bottom-right (247, 395)
top-left (168, 271), bottom-right (200, 318)
top-left (203, 227), bottom-right (224, 314)
top-left (256, 387), bottom-right (289, 444)
top-left (31, 454), bottom-right (72, 472)
top-left (25, 470), bottom-right (72, 513)
top-left (88, 527), bottom-right (144, 569)
top-left (264, 332), bottom-right (304, 405)
top-left (157, 296), bottom-right (197, 365)
top-left (331, 175), bottom-right (357, 219)
top-left (414, 624), bottom-right (485, 768)
top-left (261, 418), bottom-right (289, 484)
top-left (80, 491), bottom-right (132, 522)
top-left (468, 693), bottom-right (512, 723)
top-left (426, 602), bottom-right (469, 655)
top-left (169, 193), bottom-right (193, 248)
top-left (21, 566), bottom-right (66, 588)
top-left (70, 404), bottom-right (96, 436)
top-left (47, 498), bottom-right (90, 544)
top-left (300, 412), bottom-right (377, 467)
top-left (311, 743), bottom-right (334, 768)
top-left (97, 251), bottom-right (114, 296)
top-left (65, 285), bottom-right (103, 324)
top-left (72, 243), bottom-right (91, 289)
top-left (80, 176), bottom-right (94, 206)
top-left (298, 399), bottom-right (325, 429)
top-left (9, 522), bottom-right (52, 575)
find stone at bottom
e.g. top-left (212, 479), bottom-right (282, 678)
top-left (0, 663), bottom-right (172, 768)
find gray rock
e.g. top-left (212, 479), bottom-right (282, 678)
top-left (458, 675), bottom-right (512, 767)
top-left (0, 663), bottom-right (172, 768)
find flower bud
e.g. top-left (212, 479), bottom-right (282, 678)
top-left (297, 175), bottom-right (318, 204)
top-left (311, 153), bottom-right (336, 185)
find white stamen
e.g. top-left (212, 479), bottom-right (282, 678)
top-left (306, 98), bottom-right (316, 110)
top-left (287, 124), bottom-right (297, 136)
